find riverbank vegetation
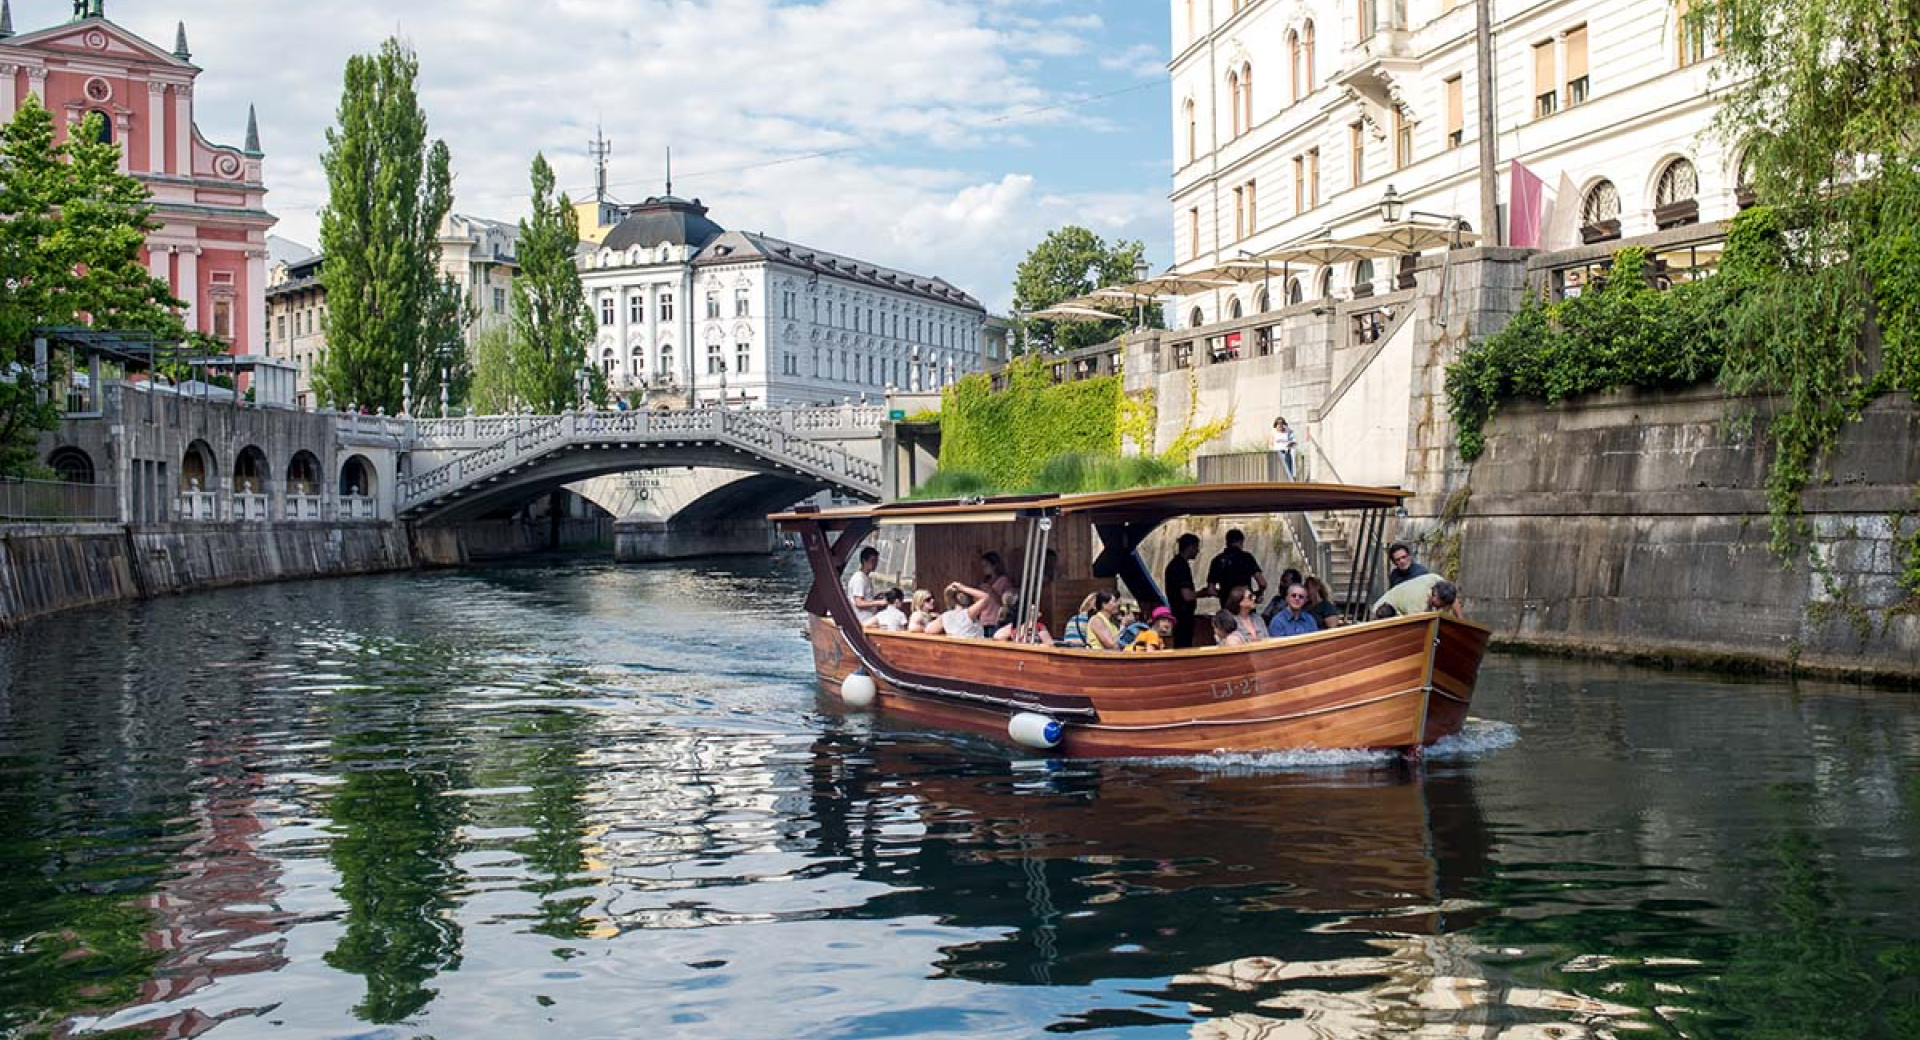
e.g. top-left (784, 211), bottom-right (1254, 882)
top-left (1449, 0), bottom-right (1920, 557)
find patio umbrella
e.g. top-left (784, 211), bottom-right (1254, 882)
top-left (1341, 221), bottom-right (1481, 255)
top-left (1029, 304), bottom-right (1126, 323)
top-left (1256, 239), bottom-right (1401, 267)
top-left (1124, 270), bottom-right (1240, 297)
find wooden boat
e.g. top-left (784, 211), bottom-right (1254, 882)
top-left (772, 483), bottom-right (1491, 757)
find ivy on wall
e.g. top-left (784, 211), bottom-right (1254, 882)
top-left (938, 356), bottom-right (1125, 491)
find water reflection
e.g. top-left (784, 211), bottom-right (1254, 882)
top-left (1, 560), bottom-right (1918, 1039)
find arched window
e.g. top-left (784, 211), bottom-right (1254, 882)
top-left (1227, 71), bottom-right (1243, 137)
top-left (1241, 62), bottom-right (1253, 133)
top-left (1653, 158), bottom-right (1700, 229)
top-left (631, 344), bottom-right (645, 378)
top-left (1185, 100), bottom-right (1198, 161)
top-left (1581, 179), bottom-right (1622, 243)
top-left (1255, 287), bottom-right (1270, 313)
top-left (1316, 268), bottom-right (1334, 300)
top-left (1286, 277), bottom-right (1304, 305)
top-left (233, 446), bottom-right (269, 495)
top-left (1354, 258), bottom-right (1376, 296)
top-left (89, 110), bottom-right (112, 144)
top-left (285, 451), bottom-right (321, 496)
top-left (1734, 148), bottom-right (1756, 209)
top-left (1288, 31), bottom-right (1301, 103)
top-left (339, 455), bottom-right (375, 499)
top-left (47, 447), bottom-right (94, 484)
top-left (1303, 22), bottom-right (1316, 93)
top-left (181, 440), bottom-right (214, 492)
top-left (1189, 306), bottom-right (1205, 329)
top-left (1228, 297), bottom-right (1244, 319)
top-left (659, 344), bottom-right (675, 382)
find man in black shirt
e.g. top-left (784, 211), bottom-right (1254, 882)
top-left (1205, 528), bottom-right (1268, 606)
top-left (1163, 533), bottom-right (1202, 648)
top-left (1386, 542), bottom-right (1431, 588)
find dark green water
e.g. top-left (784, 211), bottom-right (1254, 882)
top-left (1, 555), bottom-right (1917, 1039)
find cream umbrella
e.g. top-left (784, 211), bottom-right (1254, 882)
top-left (1341, 221), bottom-right (1482, 255)
top-left (1029, 304), bottom-right (1126, 322)
top-left (1124, 269), bottom-right (1240, 296)
top-left (1256, 239), bottom-right (1401, 266)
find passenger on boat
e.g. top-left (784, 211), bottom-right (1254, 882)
top-left (1213, 610), bottom-right (1248, 647)
top-left (907, 589), bottom-right (938, 632)
top-left (1266, 584), bottom-right (1322, 638)
top-left (977, 552), bottom-right (1016, 635)
top-left (1060, 592), bottom-right (1112, 649)
top-left (1372, 604), bottom-right (1399, 620)
top-left (1223, 586), bottom-right (1267, 643)
top-left (1371, 573), bottom-right (1462, 619)
top-left (1386, 543), bottom-right (1431, 588)
top-left (1086, 591), bottom-right (1125, 650)
top-left (1164, 534), bottom-right (1202, 648)
top-left (993, 609), bottom-right (1055, 645)
top-left (1127, 606), bottom-right (1178, 652)
top-left (1205, 529), bottom-right (1268, 606)
top-left (865, 589), bottom-right (909, 632)
top-left (1303, 575), bottom-right (1347, 628)
top-left (1115, 601), bottom-right (1150, 649)
top-left (1262, 568), bottom-right (1305, 623)
top-left (847, 547), bottom-right (886, 623)
top-left (926, 582), bottom-right (993, 638)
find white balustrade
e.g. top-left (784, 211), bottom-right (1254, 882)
top-left (285, 493), bottom-right (323, 521)
top-left (340, 495), bottom-right (377, 520)
top-left (177, 490), bottom-right (217, 521)
top-left (233, 493), bottom-right (269, 521)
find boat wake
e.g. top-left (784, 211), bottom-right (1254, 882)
top-left (1124, 718), bottom-right (1520, 772)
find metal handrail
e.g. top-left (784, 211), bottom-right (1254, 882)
top-left (0, 476), bottom-right (117, 522)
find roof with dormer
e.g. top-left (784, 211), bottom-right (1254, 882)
top-left (600, 195), bottom-right (726, 252)
top-left (695, 230), bottom-right (984, 312)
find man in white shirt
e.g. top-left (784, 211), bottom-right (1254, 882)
top-left (846, 546), bottom-right (885, 623)
top-left (865, 588), bottom-right (909, 632)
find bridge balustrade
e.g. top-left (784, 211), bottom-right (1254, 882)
top-left (177, 490), bottom-right (218, 521)
top-left (233, 493), bottom-right (270, 522)
top-left (284, 494), bottom-right (323, 521)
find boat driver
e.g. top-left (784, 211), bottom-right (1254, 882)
top-left (846, 546), bottom-right (886, 623)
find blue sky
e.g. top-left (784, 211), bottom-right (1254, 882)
top-left (11, 0), bottom-right (1176, 312)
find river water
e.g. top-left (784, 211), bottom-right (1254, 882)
top-left (1, 556), bottom-right (1917, 1039)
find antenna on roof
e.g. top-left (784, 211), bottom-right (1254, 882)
top-left (588, 124), bottom-right (612, 203)
top-left (665, 146), bottom-right (673, 197)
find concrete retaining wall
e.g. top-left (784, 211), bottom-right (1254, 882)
top-left (1430, 386), bottom-right (1920, 680)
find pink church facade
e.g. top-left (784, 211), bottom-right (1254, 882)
top-left (0, 2), bottom-right (274, 354)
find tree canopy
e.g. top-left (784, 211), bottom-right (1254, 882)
top-left (504, 153), bottom-right (602, 413)
top-left (1010, 226), bottom-right (1158, 354)
top-left (0, 99), bottom-right (185, 476)
top-left (314, 37), bottom-right (454, 414)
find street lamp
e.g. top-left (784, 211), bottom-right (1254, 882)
top-left (1379, 184), bottom-right (1406, 224)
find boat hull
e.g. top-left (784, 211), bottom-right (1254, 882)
top-left (808, 614), bottom-right (1490, 757)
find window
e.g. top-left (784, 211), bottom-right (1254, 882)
top-left (659, 344), bottom-right (674, 380)
top-left (1240, 62), bottom-right (1253, 134)
top-left (1565, 25), bottom-right (1589, 107)
top-left (275, 315), bottom-right (287, 342)
top-left (1228, 71), bottom-right (1243, 137)
top-left (1189, 205), bottom-right (1201, 258)
top-left (90, 109), bottom-right (112, 144)
top-left (1286, 277), bottom-right (1304, 305)
top-left (1189, 306), bottom-right (1204, 329)
top-left (494, 287), bottom-right (508, 314)
top-left (707, 342), bottom-right (724, 374)
top-left (840, 302), bottom-right (847, 326)
top-left (1654, 158), bottom-right (1700, 229)
top-left (660, 292), bottom-right (674, 321)
top-left (1354, 258), bottom-right (1375, 294)
top-left (1294, 155), bottom-right (1305, 213)
top-left (1233, 185), bottom-right (1246, 241)
top-left (1393, 107), bottom-right (1413, 170)
top-left (600, 296), bottom-right (614, 325)
top-left (1580, 179), bottom-right (1622, 242)
top-left (706, 291), bottom-right (720, 319)
top-left (629, 294), bottom-right (643, 323)
top-left (1184, 99), bottom-right (1198, 163)
top-left (1307, 148), bottom-right (1320, 209)
top-left (1534, 41), bottom-right (1558, 118)
top-left (1245, 178), bottom-right (1257, 236)
top-left (1349, 123), bottom-right (1365, 186)
top-left (1445, 76), bottom-right (1464, 148)
top-left (1358, 0), bottom-right (1377, 38)
top-left (1675, 0), bottom-right (1715, 65)
top-left (1302, 21), bottom-right (1315, 94)
top-left (737, 343), bottom-right (751, 373)
top-left (735, 288), bottom-right (750, 317)
top-left (1288, 31), bottom-right (1302, 103)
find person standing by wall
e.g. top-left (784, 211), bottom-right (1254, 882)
top-left (1271, 417), bottom-right (1298, 480)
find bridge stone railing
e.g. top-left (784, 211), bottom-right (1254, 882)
top-left (397, 408), bottom-right (884, 516)
top-left (405, 405), bottom-right (887, 449)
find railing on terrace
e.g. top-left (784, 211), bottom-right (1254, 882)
top-left (1530, 221), bottom-right (1729, 300)
top-left (284, 493), bottom-right (323, 521)
top-left (0, 476), bottom-right (117, 522)
top-left (177, 490), bottom-right (218, 521)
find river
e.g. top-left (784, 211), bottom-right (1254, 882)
top-left (1, 555), bottom-right (1916, 1039)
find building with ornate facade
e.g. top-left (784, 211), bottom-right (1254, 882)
top-left (263, 214), bottom-right (520, 408)
top-left (577, 194), bottom-right (990, 408)
top-left (1170, 0), bottom-right (1730, 323)
top-left (0, 1), bottom-right (274, 352)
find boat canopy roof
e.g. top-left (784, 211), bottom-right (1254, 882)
top-left (771, 482), bottom-right (1411, 530)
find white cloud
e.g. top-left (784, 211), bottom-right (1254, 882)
top-left (22, 0), bottom-right (1170, 312)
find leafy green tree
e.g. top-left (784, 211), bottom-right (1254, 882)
top-left (0, 99), bottom-right (185, 475)
top-left (415, 276), bottom-right (474, 415)
top-left (467, 323), bottom-right (516, 414)
top-left (1010, 226), bottom-right (1159, 355)
top-left (314, 38), bottom-right (454, 414)
top-left (508, 153), bottom-right (600, 413)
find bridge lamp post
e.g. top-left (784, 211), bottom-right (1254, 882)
top-left (1131, 257), bottom-right (1151, 329)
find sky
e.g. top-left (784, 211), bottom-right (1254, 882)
top-left (18, 0), bottom-right (1177, 313)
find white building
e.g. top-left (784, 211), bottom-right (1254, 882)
top-left (1171, 0), bottom-right (1731, 324)
top-left (577, 194), bottom-right (989, 407)
top-left (438, 212), bottom-right (519, 346)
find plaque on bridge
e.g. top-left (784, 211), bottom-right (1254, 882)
top-left (888, 409), bottom-right (906, 421)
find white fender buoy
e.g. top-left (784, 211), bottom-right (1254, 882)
top-left (840, 670), bottom-right (877, 709)
top-left (1008, 712), bottom-right (1064, 750)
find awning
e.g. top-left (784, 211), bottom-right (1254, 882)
top-left (1341, 220), bottom-right (1482, 254)
top-left (1124, 269), bottom-right (1240, 296)
top-left (1029, 304), bottom-right (1125, 323)
top-left (1254, 239), bottom-right (1400, 267)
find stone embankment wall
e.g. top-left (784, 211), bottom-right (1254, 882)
top-left (1423, 386), bottom-right (1920, 680)
top-left (0, 518), bottom-right (615, 628)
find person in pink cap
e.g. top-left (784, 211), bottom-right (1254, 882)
top-left (1127, 606), bottom-right (1178, 653)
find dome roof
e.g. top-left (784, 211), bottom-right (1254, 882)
top-left (601, 195), bottom-right (724, 251)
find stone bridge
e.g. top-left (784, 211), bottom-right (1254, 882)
top-left (398, 406), bottom-right (888, 527)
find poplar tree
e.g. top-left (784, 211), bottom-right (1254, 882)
top-left (508, 153), bottom-right (602, 413)
top-left (314, 38), bottom-right (454, 413)
top-left (0, 99), bottom-right (184, 475)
